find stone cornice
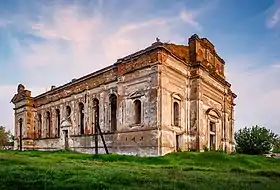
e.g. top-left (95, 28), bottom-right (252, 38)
top-left (16, 38), bottom-right (236, 106)
top-left (190, 61), bottom-right (230, 87)
top-left (34, 65), bottom-right (115, 100)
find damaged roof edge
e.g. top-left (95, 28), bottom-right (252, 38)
top-left (32, 40), bottom-right (220, 100)
top-left (34, 64), bottom-right (115, 99)
top-left (33, 42), bottom-right (167, 100)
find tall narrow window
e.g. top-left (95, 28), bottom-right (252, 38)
top-left (56, 109), bottom-right (60, 137)
top-left (79, 103), bottom-right (85, 135)
top-left (209, 121), bottom-right (216, 150)
top-left (134, 100), bottom-right (141, 124)
top-left (210, 122), bottom-right (215, 132)
top-left (109, 94), bottom-right (117, 132)
top-left (176, 134), bottom-right (180, 152)
top-left (46, 111), bottom-right (51, 138)
top-left (173, 102), bottom-right (180, 126)
top-left (38, 114), bottom-right (42, 138)
top-left (66, 106), bottom-right (71, 117)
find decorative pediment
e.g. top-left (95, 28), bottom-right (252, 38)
top-left (206, 108), bottom-right (221, 119)
top-left (10, 84), bottom-right (32, 104)
top-left (129, 90), bottom-right (145, 99)
top-left (11, 93), bottom-right (26, 104)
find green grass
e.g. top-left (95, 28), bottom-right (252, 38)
top-left (1, 150), bottom-right (280, 190)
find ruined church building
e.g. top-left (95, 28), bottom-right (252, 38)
top-left (11, 34), bottom-right (237, 156)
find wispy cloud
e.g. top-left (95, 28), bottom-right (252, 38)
top-left (266, 1), bottom-right (280, 28)
top-left (15, 2), bottom-right (205, 72)
top-left (0, 0), bottom-right (209, 131)
top-left (267, 8), bottom-right (280, 28)
top-left (271, 63), bottom-right (280, 68)
top-left (180, 10), bottom-right (202, 30)
top-left (226, 53), bottom-right (280, 134)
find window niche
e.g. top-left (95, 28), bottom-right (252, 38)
top-left (38, 114), bottom-right (42, 138)
top-left (171, 94), bottom-right (182, 127)
top-left (109, 94), bottom-right (117, 132)
top-left (133, 99), bottom-right (141, 124)
top-left (55, 109), bottom-right (60, 137)
top-left (206, 109), bottom-right (220, 151)
top-left (209, 121), bottom-right (216, 150)
top-left (128, 90), bottom-right (145, 127)
top-left (46, 111), bottom-right (51, 138)
top-left (66, 106), bottom-right (71, 117)
top-left (79, 103), bottom-right (85, 135)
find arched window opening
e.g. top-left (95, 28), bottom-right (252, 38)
top-left (46, 111), bottom-right (51, 138)
top-left (209, 121), bottom-right (216, 150)
top-left (79, 103), bottom-right (85, 135)
top-left (56, 109), bottom-right (60, 137)
top-left (134, 100), bottom-right (141, 124)
top-left (38, 114), bottom-right (42, 138)
top-left (206, 109), bottom-right (220, 151)
top-left (210, 121), bottom-right (215, 132)
top-left (109, 94), bottom-right (117, 132)
top-left (173, 102), bottom-right (180, 126)
top-left (66, 106), bottom-right (71, 117)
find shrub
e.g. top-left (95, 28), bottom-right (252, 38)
top-left (235, 125), bottom-right (277, 155)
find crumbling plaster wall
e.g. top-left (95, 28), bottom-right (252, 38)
top-left (12, 37), bottom-right (236, 155)
top-left (160, 54), bottom-right (190, 155)
top-left (14, 49), bottom-right (161, 156)
top-left (13, 98), bottom-right (37, 150)
top-left (195, 68), bottom-right (235, 152)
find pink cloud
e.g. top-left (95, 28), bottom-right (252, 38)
top-left (0, 1), bottom-right (212, 132)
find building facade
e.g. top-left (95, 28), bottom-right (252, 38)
top-left (11, 34), bottom-right (237, 156)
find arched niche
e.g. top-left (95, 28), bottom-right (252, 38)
top-left (205, 108), bottom-right (221, 151)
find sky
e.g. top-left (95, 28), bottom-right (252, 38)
top-left (0, 0), bottom-right (280, 134)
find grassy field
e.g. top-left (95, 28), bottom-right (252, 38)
top-left (1, 150), bottom-right (280, 190)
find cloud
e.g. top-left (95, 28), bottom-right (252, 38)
top-left (271, 63), bottom-right (280, 68)
top-left (267, 8), bottom-right (280, 28)
top-left (226, 54), bottom-right (280, 134)
top-left (0, 19), bottom-right (8, 28)
top-left (0, 1), bottom-right (209, 132)
top-left (0, 85), bottom-right (16, 130)
top-left (266, 1), bottom-right (280, 28)
top-left (180, 10), bottom-right (202, 30)
top-left (8, 1), bottom-right (208, 84)
top-left (0, 84), bottom-right (49, 132)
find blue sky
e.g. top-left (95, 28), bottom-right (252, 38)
top-left (1, 0), bottom-right (280, 134)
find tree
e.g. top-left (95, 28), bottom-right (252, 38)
top-left (234, 125), bottom-right (277, 155)
top-left (0, 126), bottom-right (10, 149)
top-left (272, 136), bottom-right (280, 153)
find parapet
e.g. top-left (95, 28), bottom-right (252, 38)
top-left (188, 34), bottom-right (225, 78)
top-left (10, 84), bottom-right (32, 104)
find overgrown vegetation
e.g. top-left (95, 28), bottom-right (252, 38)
top-left (1, 150), bottom-right (280, 190)
top-left (0, 126), bottom-right (13, 149)
top-left (272, 136), bottom-right (280, 153)
top-left (235, 125), bottom-right (278, 155)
